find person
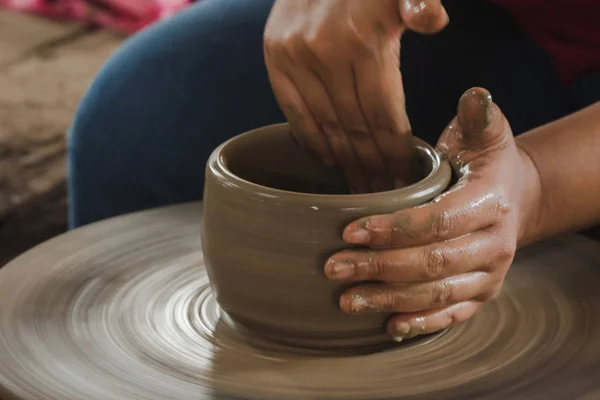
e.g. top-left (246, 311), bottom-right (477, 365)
top-left (67, 0), bottom-right (600, 342)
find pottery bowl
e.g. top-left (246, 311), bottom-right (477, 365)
top-left (201, 123), bottom-right (452, 350)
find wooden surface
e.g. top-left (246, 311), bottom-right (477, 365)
top-left (0, 9), bottom-right (124, 265)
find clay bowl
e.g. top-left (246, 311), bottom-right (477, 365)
top-left (201, 123), bottom-right (452, 351)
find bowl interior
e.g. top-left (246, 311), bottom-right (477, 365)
top-left (221, 126), bottom-right (435, 195)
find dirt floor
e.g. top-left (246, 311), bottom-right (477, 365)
top-left (0, 9), bottom-right (124, 265)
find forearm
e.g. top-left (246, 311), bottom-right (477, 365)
top-left (517, 102), bottom-right (600, 247)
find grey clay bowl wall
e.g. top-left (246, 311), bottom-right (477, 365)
top-left (201, 123), bottom-right (452, 349)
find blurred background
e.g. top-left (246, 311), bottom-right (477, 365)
top-left (0, 1), bottom-right (194, 265)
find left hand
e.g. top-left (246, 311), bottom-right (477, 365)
top-left (324, 87), bottom-right (540, 341)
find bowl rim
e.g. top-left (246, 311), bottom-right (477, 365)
top-left (206, 123), bottom-right (452, 207)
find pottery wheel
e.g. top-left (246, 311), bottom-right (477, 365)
top-left (1, 203), bottom-right (600, 400)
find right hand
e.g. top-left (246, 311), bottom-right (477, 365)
top-left (264, 0), bottom-right (449, 193)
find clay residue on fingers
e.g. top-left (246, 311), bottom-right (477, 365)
top-left (391, 316), bottom-right (427, 342)
top-left (457, 88), bottom-right (494, 142)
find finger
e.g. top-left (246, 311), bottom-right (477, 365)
top-left (387, 301), bottom-right (482, 342)
top-left (438, 87), bottom-right (511, 161)
top-left (353, 38), bottom-right (416, 187)
top-left (314, 58), bottom-right (395, 192)
top-left (282, 63), bottom-right (372, 193)
top-left (326, 229), bottom-right (514, 282)
top-left (267, 68), bottom-right (335, 166)
top-left (343, 166), bottom-right (510, 247)
top-left (457, 87), bottom-right (495, 144)
top-left (339, 272), bottom-right (496, 314)
top-left (398, 0), bottom-right (449, 35)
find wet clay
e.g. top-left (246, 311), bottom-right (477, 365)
top-left (201, 123), bottom-right (452, 349)
top-left (1, 203), bottom-right (600, 399)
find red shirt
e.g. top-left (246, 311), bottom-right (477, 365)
top-left (489, 0), bottom-right (600, 85)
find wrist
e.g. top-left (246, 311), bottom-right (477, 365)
top-left (515, 143), bottom-right (544, 247)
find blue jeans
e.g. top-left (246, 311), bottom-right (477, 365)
top-left (67, 0), bottom-right (596, 228)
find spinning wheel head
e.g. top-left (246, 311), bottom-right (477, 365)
top-left (0, 203), bottom-right (600, 399)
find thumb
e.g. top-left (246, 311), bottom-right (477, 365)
top-left (455, 87), bottom-right (510, 149)
top-left (436, 87), bottom-right (513, 162)
top-left (399, 0), bottom-right (449, 34)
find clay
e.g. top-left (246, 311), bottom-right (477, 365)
top-left (201, 123), bottom-right (452, 349)
top-left (1, 203), bottom-right (600, 399)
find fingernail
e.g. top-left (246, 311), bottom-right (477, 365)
top-left (345, 229), bottom-right (370, 244)
top-left (326, 259), bottom-right (355, 280)
top-left (392, 322), bottom-right (411, 342)
top-left (401, 0), bottom-right (448, 33)
top-left (457, 87), bottom-right (494, 137)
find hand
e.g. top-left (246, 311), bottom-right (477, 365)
top-left (264, 0), bottom-right (449, 193)
top-left (324, 87), bottom-right (541, 341)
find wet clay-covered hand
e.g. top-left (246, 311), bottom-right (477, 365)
top-left (264, 0), bottom-right (449, 193)
top-left (324, 87), bottom-right (542, 341)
